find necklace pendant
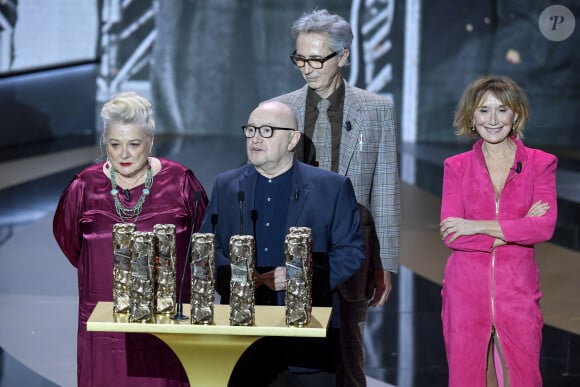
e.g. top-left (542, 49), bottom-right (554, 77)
top-left (110, 165), bottom-right (154, 222)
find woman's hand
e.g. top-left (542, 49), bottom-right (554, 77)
top-left (440, 217), bottom-right (478, 243)
top-left (526, 200), bottom-right (550, 217)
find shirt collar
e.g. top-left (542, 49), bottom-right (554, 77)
top-left (306, 79), bottom-right (345, 111)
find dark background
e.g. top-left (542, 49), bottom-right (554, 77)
top-left (0, 0), bottom-right (578, 148)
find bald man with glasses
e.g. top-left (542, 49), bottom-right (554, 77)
top-left (200, 100), bottom-right (365, 386)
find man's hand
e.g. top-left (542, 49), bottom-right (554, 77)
top-left (253, 271), bottom-right (264, 289)
top-left (257, 267), bottom-right (286, 291)
top-left (368, 270), bottom-right (392, 307)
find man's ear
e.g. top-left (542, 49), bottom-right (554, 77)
top-left (288, 131), bottom-right (301, 152)
top-left (338, 49), bottom-right (350, 67)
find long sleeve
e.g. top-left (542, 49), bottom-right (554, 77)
top-left (183, 169), bottom-right (209, 232)
top-left (441, 157), bottom-right (496, 252)
top-left (499, 153), bottom-right (557, 245)
top-left (198, 174), bottom-right (237, 301)
top-left (53, 175), bottom-right (85, 268)
top-left (199, 177), bottom-right (231, 268)
top-left (372, 101), bottom-right (400, 271)
top-left (328, 177), bottom-right (365, 289)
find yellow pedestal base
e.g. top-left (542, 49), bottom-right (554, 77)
top-left (153, 333), bottom-right (259, 386)
top-left (87, 302), bottom-right (331, 385)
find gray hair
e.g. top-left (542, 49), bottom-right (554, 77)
top-left (100, 91), bottom-right (155, 146)
top-left (291, 9), bottom-right (353, 53)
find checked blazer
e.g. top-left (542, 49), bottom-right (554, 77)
top-left (270, 81), bottom-right (400, 289)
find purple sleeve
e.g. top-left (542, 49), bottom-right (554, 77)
top-left (53, 176), bottom-right (85, 268)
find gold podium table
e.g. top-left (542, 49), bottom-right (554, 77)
top-left (87, 301), bottom-right (332, 386)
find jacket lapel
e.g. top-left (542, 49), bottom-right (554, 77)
top-left (237, 166), bottom-right (257, 236)
top-left (340, 82), bottom-right (361, 175)
top-left (285, 162), bottom-right (310, 231)
top-left (280, 85), bottom-right (309, 133)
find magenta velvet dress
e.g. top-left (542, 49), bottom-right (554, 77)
top-left (440, 138), bottom-right (557, 386)
top-left (53, 158), bottom-right (208, 387)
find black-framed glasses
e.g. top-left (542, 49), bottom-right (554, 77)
top-left (290, 50), bottom-right (339, 69)
top-left (241, 125), bottom-right (295, 138)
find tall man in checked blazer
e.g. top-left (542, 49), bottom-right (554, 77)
top-left (267, 9), bottom-right (401, 386)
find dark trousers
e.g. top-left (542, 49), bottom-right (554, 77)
top-left (228, 328), bottom-right (339, 387)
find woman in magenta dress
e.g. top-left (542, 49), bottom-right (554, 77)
top-left (439, 75), bottom-right (557, 386)
top-left (53, 92), bottom-right (208, 386)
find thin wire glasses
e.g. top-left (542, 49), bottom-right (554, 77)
top-left (290, 50), bottom-right (339, 69)
top-left (241, 125), bottom-right (295, 138)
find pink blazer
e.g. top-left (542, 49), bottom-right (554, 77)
top-left (440, 137), bottom-right (557, 386)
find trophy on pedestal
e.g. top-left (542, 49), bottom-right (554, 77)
top-left (153, 224), bottom-right (177, 314)
top-left (284, 227), bottom-right (313, 326)
top-left (190, 233), bottom-right (216, 325)
top-left (129, 231), bottom-right (156, 322)
top-left (229, 235), bottom-right (255, 326)
top-left (113, 223), bottom-right (136, 313)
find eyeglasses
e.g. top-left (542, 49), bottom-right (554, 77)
top-left (241, 125), bottom-right (295, 138)
top-left (290, 50), bottom-right (339, 69)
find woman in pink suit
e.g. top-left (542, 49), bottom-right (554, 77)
top-left (439, 75), bottom-right (557, 386)
top-left (53, 92), bottom-right (208, 386)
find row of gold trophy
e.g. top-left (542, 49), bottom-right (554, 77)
top-left (112, 224), bottom-right (314, 327)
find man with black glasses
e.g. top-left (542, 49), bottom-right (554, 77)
top-left (267, 9), bottom-right (400, 387)
top-left (200, 100), bottom-right (364, 386)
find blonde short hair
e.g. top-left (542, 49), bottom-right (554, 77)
top-left (100, 91), bottom-right (155, 145)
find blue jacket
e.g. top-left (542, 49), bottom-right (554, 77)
top-left (200, 160), bottom-right (364, 306)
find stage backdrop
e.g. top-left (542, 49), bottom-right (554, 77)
top-left (101, 0), bottom-right (577, 146)
top-left (418, 0), bottom-right (580, 147)
top-left (1, 1), bottom-right (577, 147)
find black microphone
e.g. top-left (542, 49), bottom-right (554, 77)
top-left (251, 210), bottom-right (258, 236)
top-left (172, 190), bottom-right (202, 321)
top-left (211, 214), bottom-right (218, 233)
top-left (345, 121), bottom-right (352, 131)
top-left (238, 191), bottom-right (245, 235)
top-left (251, 210), bottom-right (258, 258)
top-left (513, 161), bottom-right (522, 174)
top-left (124, 189), bottom-right (131, 201)
top-left (293, 189), bottom-right (300, 201)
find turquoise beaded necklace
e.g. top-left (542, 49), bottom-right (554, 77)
top-left (110, 164), bottom-right (153, 222)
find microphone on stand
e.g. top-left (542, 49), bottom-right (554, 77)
top-left (251, 210), bottom-right (258, 264)
top-left (171, 190), bottom-right (202, 321)
top-left (238, 191), bottom-right (245, 235)
top-left (250, 210), bottom-right (258, 237)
